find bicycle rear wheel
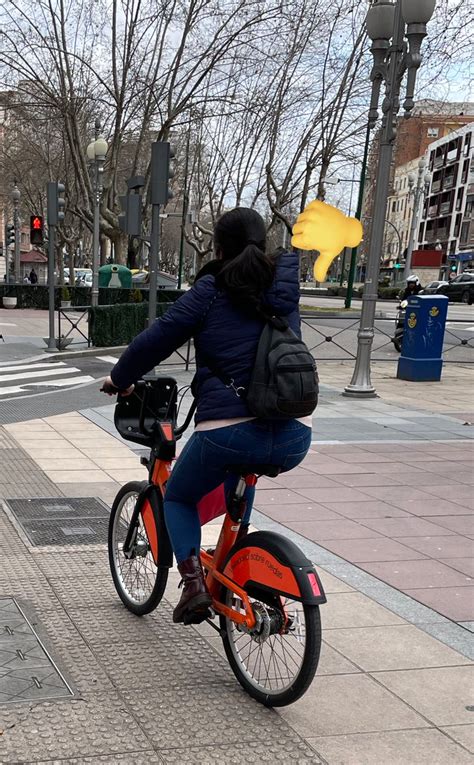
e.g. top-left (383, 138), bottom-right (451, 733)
top-left (220, 579), bottom-right (321, 706)
top-left (108, 481), bottom-right (168, 615)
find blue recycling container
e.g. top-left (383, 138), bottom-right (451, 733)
top-left (397, 294), bottom-right (448, 382)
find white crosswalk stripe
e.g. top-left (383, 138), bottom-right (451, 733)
top-left (0, 359), bottom-right (94, 399)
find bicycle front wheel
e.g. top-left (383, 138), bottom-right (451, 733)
top-left (108, 481), bottom-right (168, 615)
top-left (221, 586), bottom-right (321, 707)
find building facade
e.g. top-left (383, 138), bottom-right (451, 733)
top-left (360, 100), bottom-right (474, 271)
top-left (417, 123), bottom-right (474, 276)
top-left (385, 157), bottom-right (421, 266)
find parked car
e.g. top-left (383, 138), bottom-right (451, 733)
top-left (438, 273), bottom-right (474, 304)
top-left (419, 280), bottom-right (448, 295)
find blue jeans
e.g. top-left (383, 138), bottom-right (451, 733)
top-left (164, 419), bottom-right (312, 562)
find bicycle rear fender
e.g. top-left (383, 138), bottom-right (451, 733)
top-left (138, 484), bottom-right (173, 568)
top-left (223, 531), bottom-right (326, 606)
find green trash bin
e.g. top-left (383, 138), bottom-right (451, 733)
top-left (98, 264), bottom-right (132, 289)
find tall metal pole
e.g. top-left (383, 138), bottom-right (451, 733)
top-left (148, 202), bottom-right (161, 323)
top-left (91, 161), bottom-right (100, 306)
top-left (4, 220), bottom-right (10, 285)
top-left (12, 185), bottom-right (21, 283)
top-left (344, 2), bottom-right (405, 397)
top-left (403, 158), bottom-right (426, 279)
top-left (47, 223), bottom-right (56, 350)
top-left (178, 130), bottom-right (191, 289)
top-left (345, 121), bottom-right (371, 308)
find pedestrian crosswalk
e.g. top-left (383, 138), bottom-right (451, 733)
top-left (0, 360), bottom-right (95, 398)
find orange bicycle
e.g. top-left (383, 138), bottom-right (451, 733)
top-left (108, 376), bottom-right (326, 706)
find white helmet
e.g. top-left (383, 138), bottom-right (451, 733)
top-left (406, 274), bottom-right (419, 284)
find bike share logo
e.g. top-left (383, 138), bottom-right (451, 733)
top-left (429, 306), bottom-right (440, 317)
top-left (407, 312), bottom-right (417, 329)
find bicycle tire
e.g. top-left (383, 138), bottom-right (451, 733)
top-left (219, 544), bottom-right (322, 707)
top-left (108, 480), bottom-right (168, 615)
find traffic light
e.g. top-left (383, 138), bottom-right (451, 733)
top-left (151, 141), bottom-right (175, 206)
top-left (450, 264), bottom-right (457, 272)
top-left (5, 223), bottom-right (15, 247)
top-left (118, 194), bottom-right (142, 236)
top-left (47, 181), bottom-right (66, 225)
top-left (30, 215), bottom-right (44, 245)
top-left (393, 263), bottom-right (403, 269)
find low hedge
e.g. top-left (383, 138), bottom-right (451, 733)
top-left (378, 287), bottom-right (400, 300)
top-left (89, 302), bottom-right (171, 347)
top-left (0, 284), bottom-right (184, 310)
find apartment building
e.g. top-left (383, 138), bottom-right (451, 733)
top-left (360, 100), bottom-right (474, 268)
top-left (385, 157), bottom-right (421, 265)
top-left (417, 123), bottom-right (474, 275)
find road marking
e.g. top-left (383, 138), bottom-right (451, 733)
top-left (0, 322), bottom-right (17, 327)
top-left (95, 355), bottom-right (119, 364)
top-left (0, 367), bottom-right (80, 384)
top-left (25, 375), bottom-right (94, 388)
top-left (446, 323), bottom-right (474, 331)
top-left (0, 362), bottom-right (67, 374)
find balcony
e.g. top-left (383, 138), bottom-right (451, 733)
top-left (425, 230), bottom-right (437, 242)
top-left (446, 149), bottom-right (459, 164)
top-left (437, 227), bottom-right (448, 240)
top-left (433, 154), bottom-right (444, 168)
top-left (440, 201), bottom-right (452, 215)
top-left (428, 205), bottom-right (438, 217)
top-left (431, 180), bottom-right (442, 193)
top-left (443, 176), bottom-right (455, 190)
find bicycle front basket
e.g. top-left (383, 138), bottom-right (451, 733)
top-left (114, 377), bottom-right (178, 447)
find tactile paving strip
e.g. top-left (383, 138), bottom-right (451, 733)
top-left (0, 598), bottom-right (73, 705)
top-left (5, 498), bottom-right (109, 547)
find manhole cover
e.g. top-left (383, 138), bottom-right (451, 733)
top-left (0, 598), bottom-right (73, 704)
top-left (5, 498), bottom-right (109, 547)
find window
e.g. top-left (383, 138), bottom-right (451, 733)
top-left (461, 159), bottom-right (470, 184)
top-left (460, 222), bottom-right (470, 243)
top-left (427, 127), bottom-right (439, 138)
top-left (462, 274), bottom-right (473, 281)
top-left (392, 201), bottom-right (396, 212)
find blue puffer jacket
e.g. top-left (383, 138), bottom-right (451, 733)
top-left (111, 251), bottom-right (300, 423)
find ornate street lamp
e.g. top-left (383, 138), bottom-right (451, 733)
top-left (11, 184), bottom-right (21, 283)
top-left (344, 0), bottom-right (436, 398)
top-left (403, 157), bottom-right (431, 278)
top-left (87, 123), bottom-right (108, 307)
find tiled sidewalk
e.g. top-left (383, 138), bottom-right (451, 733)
top-left (254, 441), bottom-right (474, 624)
top-left (0, 419), bottom-right (473, 762)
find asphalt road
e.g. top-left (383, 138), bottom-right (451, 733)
top-left (299, 295), bottom-right (474, 322)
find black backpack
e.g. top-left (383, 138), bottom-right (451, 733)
top-left (199, 310), bottom-right (318, 420)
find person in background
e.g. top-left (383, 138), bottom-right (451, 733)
top-left (400, 274), bottom-right (422, 301)
top-left (29, 268), bottom-right (38, 285)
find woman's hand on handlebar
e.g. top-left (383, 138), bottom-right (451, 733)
top-left (101, 376), bottom-right (135, 397)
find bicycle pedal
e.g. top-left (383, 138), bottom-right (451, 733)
top-left (183, 607), bottom-right (212, 626)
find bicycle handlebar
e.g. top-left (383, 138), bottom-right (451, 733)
top-left (175, 399), bottom-right (197, 438)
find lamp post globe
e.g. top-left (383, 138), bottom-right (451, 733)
top-left (366, 0), bottom-right (396, 41)
top-left (11, 185), bottom-right (21, 203)
top-left (408, 172), bottom-right (416, 188)
top-left (94, 136), bottom-right (108, 161)
top-left (401, 0), bottom-right (436, 24)
top-left (86, 141), bottom-right (96, 161)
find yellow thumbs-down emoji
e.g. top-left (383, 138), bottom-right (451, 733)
top-left (291, 200), bottom-right (363, 282)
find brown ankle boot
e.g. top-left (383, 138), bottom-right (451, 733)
top-left (173, 555), bottom-right (212, 624)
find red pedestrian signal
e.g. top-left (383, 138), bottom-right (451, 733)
top-left (30, 215), bottom-right (44, 245)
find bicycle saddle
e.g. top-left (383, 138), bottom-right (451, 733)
top-left (226, 463), bottom-right (281, 478)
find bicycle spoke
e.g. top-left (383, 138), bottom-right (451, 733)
top-left (225, 590), bottom-right (308, 696)
top-left (112, 492), bottom-right (159, 606)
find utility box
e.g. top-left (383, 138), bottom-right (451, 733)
top-left (98, 264), bottom-right (132, 289)
top-left (397, 294), bottom-right (448, 382)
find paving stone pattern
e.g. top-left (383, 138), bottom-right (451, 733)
top-left (1, 393), bottom-right (473, 761)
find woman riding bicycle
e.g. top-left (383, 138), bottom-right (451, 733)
top-left (105, 207), bottom-right (314, 625)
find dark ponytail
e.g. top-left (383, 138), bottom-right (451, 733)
top-left (214, 208), bottom-right (275, 313)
